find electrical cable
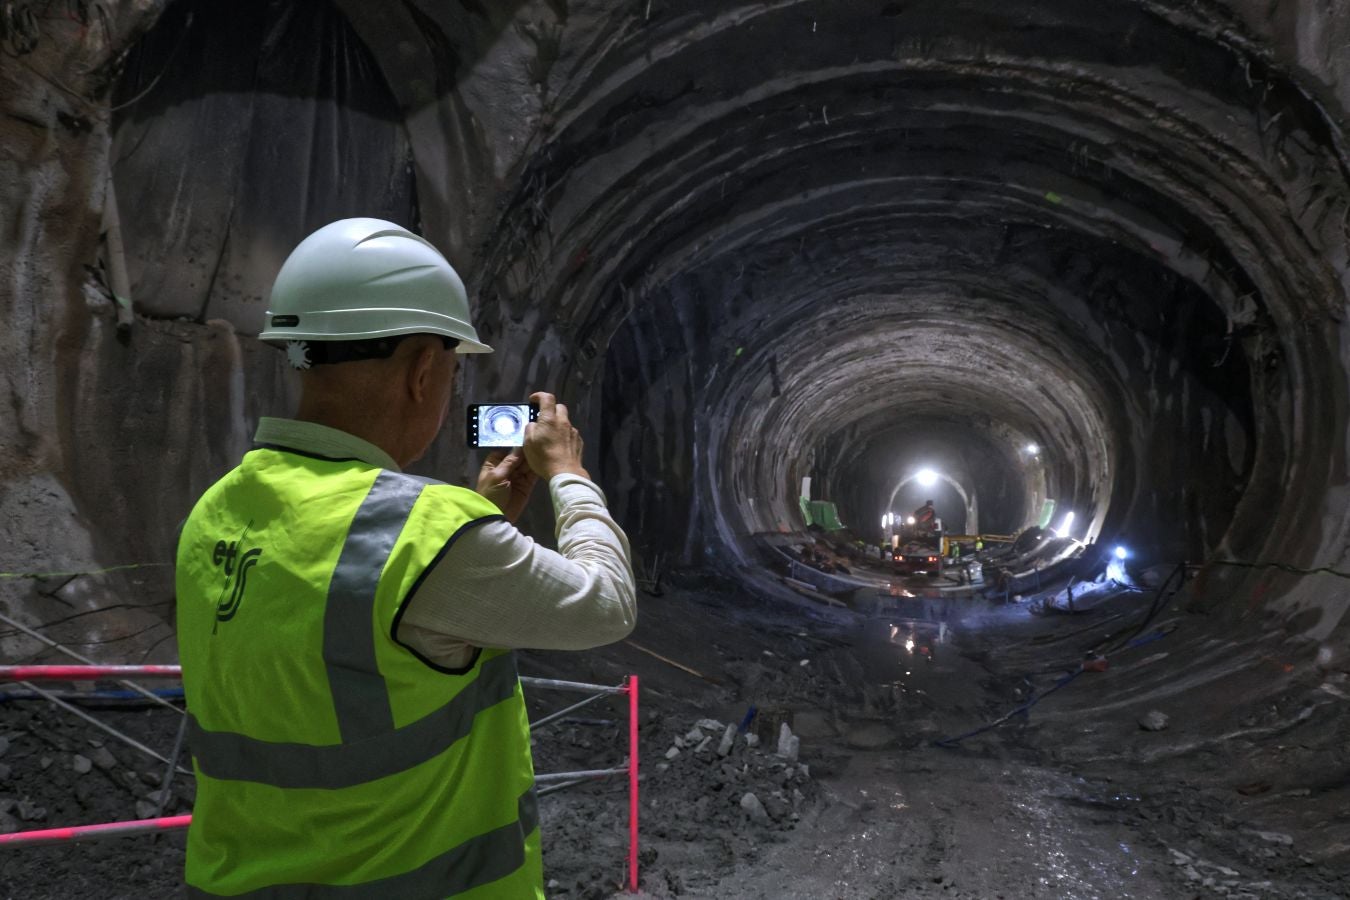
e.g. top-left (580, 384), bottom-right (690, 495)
top-left (1088, 561), bottom-right (1187, 658)
top-left (1203, 558), bottom-right (1350, 580)
top-left (934, 666), bottom-right (1085, 748)
top-left (936, 561), bottom-right (1186, 748)
top-left (882, 553), bottom-right (1316, 750)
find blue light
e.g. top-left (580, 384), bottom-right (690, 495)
top-left (1114, 546), bottom-right (1128, 560)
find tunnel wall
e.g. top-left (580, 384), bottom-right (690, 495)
top-left (112, 0), bottom-right (419, 333)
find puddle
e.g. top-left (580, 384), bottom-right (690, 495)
top-left (852, 617), bottom-right (950, 682)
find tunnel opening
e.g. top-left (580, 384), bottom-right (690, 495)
top-left (887, 471), bottom-right (973, 538)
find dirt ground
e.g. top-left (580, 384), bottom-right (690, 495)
top-left (1, 568), bottom-right (1348, 899)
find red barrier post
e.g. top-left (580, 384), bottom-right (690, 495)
top-left (626, 675), bottom-right (639, 892)
top-left (0, 815), bottom-right (191, 847)
top-left (0, 665), bottom-right (183, 682)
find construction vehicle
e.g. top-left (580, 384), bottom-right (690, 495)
top-left (891, 525), bottom-right (943, 577)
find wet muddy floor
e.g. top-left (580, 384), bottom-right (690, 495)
top-left (2, 572), bottom-right (1348, 899)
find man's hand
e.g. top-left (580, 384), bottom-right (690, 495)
top-left (477, 448), bottom-right (540, 523)
top-left (524, 392), bottom-right (590, 481)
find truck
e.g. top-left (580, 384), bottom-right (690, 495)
top-left (891, 526), bottom-right (943, 577)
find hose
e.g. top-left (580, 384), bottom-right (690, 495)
top-left (935, 561), bottom-right (1186, 748)
top-left (934, 666), bottom-right (1085, 748)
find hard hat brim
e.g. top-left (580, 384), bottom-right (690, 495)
top-left (259, 307), bottom-right (493, 354)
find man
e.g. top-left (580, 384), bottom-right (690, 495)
top-left (175, 219), bottom-right (636, 898)
top-left (913, 499), bottom-right (937, 530)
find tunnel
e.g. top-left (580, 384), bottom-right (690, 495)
top-left (2, 0), bottom-right (1350, 896)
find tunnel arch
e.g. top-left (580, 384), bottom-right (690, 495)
top-left (888, 472), bottom-right (976, 537)
top-left (497, 0), bottom-right (1347, 600)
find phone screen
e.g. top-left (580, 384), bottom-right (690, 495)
top-left (467, 404), bottom-right (539, 448)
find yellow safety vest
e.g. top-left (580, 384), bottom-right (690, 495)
top-left (176, 448), bottom-right (543, 898)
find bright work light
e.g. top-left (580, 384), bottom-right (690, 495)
top-left (1056, 511), bottom-right (1075, 538)
top-left (1114, 546), bottom-right (1128, 560)
top-left (916, 468), bottom-right (938, 487)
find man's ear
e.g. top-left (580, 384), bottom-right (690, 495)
top-left (406, 342), bottom-right (441, 405)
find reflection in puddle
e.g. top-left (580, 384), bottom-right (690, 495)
top-left (856, 617), bottom-right (957, 687)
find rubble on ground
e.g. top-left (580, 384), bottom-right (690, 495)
top-left (1138, 710), bottom-right (1170, 732)
top-left (534, 706), bottom-right (821, 899)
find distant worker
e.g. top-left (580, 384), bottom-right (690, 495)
top-left (914, 499), bottom-right (937, 530)
top-left (175, 219), bottom-right (636, 898)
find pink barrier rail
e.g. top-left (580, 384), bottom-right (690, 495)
top-left (0, 665), bottom-right (183, 681)
top-left (0, 666), bottom-right (642, 893)
top-left (0, 815), bottom-right (191, 846)
top-left (627, 675), bottom-right (639, 893)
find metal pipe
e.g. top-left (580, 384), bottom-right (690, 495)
top-left (0, 815), bottom-right (191, 848)
top-left (18, 682), bottom-right (191, 775)
top-left (0, 688), bottom-right (183, 703)
top-left (0, 612), bottom-right (184, 716)
top-left (529, 690), bottom-right (613, 731)
top-left (534, 767), bottom-right (628, 784)
top-left (153, 713), bottom-right (190, 817)
top-left (520, 676), bottom-right (626, 695)
top-left (536, 778), bottom-right (590, 798)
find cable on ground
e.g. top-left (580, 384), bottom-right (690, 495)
top-left (935, 561), bottom-right (1186, 748)
top-left (1202, 558), bottom-right (1350, 581)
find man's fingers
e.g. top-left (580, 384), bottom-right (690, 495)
top-left (554, 402), bottom-right (571, 426)
top-left (530, 391), bottom-right (557, 417)
top-left (481, 449), bottom-right (508, 470)
top-left (498, 448), bottom-right (527, 475)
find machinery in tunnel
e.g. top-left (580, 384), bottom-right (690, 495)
top-left (3, 0), bottom-right (1350, 895)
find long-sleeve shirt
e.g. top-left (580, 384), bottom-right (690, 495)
top-left (253, 418), bottom-right (636, 668)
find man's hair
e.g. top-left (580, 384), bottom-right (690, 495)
top-left (302, 334), bottom-right (458, 367)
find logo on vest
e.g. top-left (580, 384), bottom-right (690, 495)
top-left (211, 523), bottom-right (262, 633)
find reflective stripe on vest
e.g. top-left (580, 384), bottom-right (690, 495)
top-left (323, 470), bottom-right (422, 740)
top-left (184, 787), bottom-right (539, 900)
top-left (187, 652), bottom-right (519, 789)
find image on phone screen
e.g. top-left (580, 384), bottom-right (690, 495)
top-left (467, 404), bottom-right (538, 448)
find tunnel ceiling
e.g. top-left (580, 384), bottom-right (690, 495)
top-left (105, 0), bottom-right (1350, 573)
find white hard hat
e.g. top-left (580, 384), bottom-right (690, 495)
top-left (259, 218), bottom-right (492, 353)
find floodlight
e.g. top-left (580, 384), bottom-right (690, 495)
top-left (1055, 511), bottom-right (1075, 538)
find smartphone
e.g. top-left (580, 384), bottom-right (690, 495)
top-left (467, 403), bottom-right (539, 448)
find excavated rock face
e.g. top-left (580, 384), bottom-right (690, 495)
top-left (2, 0), bottom-right (1349, 652)
top-left (1, 0), bottom-right (173, 659)
top-left (469, 1), bottom-right (1350, 637)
